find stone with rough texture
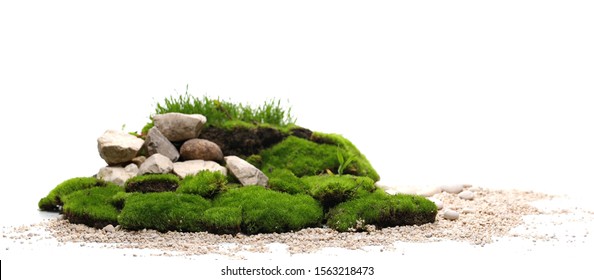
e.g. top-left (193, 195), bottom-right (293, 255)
top-left (225, 156), bottom-right (268, 186)
top-left (139, 154), bottom-right (174, 175)
top-left (173, 160), bottom-right (227, 178)
top-left (153, 113), bottom-right (207, 142)
top-left (97, 163), bottom-right (139, 186)
top-left (459, 190), bottom-right (475, 200)
top-left (103, 224), bottom-right (115, 233)
top-left (441, 184), bottom-right (464, 194)
top-left (145, 127), bottom-right (180, 162)
top-left (131, 156), bottom-right (146, 166)
top-left (443, 209), bottom-right (460, 220)
top-left (97, 130), bottom-right (145, 165)
top-left (180, 139), bottom-right (224, 161)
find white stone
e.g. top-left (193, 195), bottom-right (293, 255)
top-left (97, 129), bottom-right (145, 165)
top-left (139, 153), bottom-right (174, 175)
top-left (173, 160), bottom-right (227, 178)
top-left (417, 185), bottom-right (442, 197)
top-left (427, 197), bottom-right (444, 210)
top-left (458, 190), bottom-right (475, 200)
top-left (441, 184), bottom-right (464, 194)
top-left (462, 208), bottom-right (476, 214)
top-left (97, 163), bottom-right (139, 186)
top-left (443, 209), bottom-right (460, 220)
top-left (225, 156), bottom-right (268, 186)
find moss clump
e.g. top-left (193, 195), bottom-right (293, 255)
top-left (311, 132), bottom-right (380, 181)
top-left (38, 177), bottom-right (107, 211)
top-left (201, 207), bottom-right (242, 234)
top-left (326, 190), bottom-right (438, 232)
top-left (177, 171), bottom-right (227, 198)
top-left (260, 136), bottom-right (339, 177)
top-left (62, 185), bottom-right (123, 228)
top-left (267, 169), bottom-right (307, 194)
top-left (118, 192), bottom-right (211, 232)
top-left (124, 174), bottom-right (180, 193)
top-left (214, 186), bottom-right (323, 234)
top-left (301, 175), bottom-right (376, 209)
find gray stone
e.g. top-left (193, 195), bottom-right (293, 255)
top-left (145, 127), bottom-right (180, 162)
top-left (131, 156), bottom-right (146, 166)
top-left (97, 130), bottom-right (145, 166)
top-left (97, 163), bottom-right (139, 186)
top-left (441, 184), bottom-right (464, 194)
top-left (443, 209), bottom-right (460, 220)
top-left (180, 139), bottom-right (223, 161)
top-left (458, 190), bottom-right (475, 200)
top-left (225, 156), bottom-right (268, 186)
top-left (173, 160), bottom-right (227, 178)
top-left (139, 153), bottom-right (174, 175)
top-left (103, 224), bottom-right (115, 233)
top-left (153, 113), bottom-right (207, 142)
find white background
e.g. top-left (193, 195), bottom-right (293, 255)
top-left (1, 0), bottom-right (593, 277)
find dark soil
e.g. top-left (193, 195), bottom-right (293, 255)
top-left (200, 126), bottom-right (312, 157)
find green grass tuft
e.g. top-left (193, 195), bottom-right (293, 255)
top-left (177, 170), bottom-right (227, 198)
top-left (118, 192), bottom-right (211, 232)
top-left (326, 190), bottom-right (438, 232)
top-left (62, 185), bottom-right (124, 228)
top-left (124, 174), bottom-right (180, 193)
top-left (141, 90), bottom-right (296, 135)
top-left (38, 177), bottom-right (108, 211)
top-left (213, 186), bottom-right (323, 234)
top-left (312, 132), bottom-right (380, 181)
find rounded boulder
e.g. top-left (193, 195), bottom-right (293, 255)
top-left (180, 139), bottom-right (224, 162)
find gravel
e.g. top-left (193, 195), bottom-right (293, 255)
top-left (3, 187), bottom-right (591, 258)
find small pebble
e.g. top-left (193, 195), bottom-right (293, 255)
top-left (428, 198), bottom-right (444, 210)
top-left (443, 209), bottom-right (460, 220)
top-left (462, 208), bottom-right (476, 214)
top-left (103, 224), bottom-right (116, 233)
top-left (459, 190), bottom-right (475, 200)
top-left (442, 184), bottom-right (464, 194)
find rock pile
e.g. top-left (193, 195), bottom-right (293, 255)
top-left (96, 113), bottom-right (268, 187)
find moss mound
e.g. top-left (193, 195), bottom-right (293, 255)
top-left (213, 186), bottom-right (323, 234)
top-left (177, 170), bottom-right (227, 198)
top-left (301, 175), bottom-right (377, 209)
top-left (202, 207), bottom-right (242, 234)
top-left (266, 169), bottom-right (307, 194)
top-left (260, 136), bottom-right (379, 181)
top-left (62, 185), bottom-right (123, 228)
top-left (38, 177), bottom-right (108, 211)
top-left (124, 174), bottom-right (180, 193)
top-left (326, 191), bottom-right (438, 232)
top-left (118, 192), bottom-right (211, 232)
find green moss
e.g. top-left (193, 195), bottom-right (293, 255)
top-left (38, 177), bottom-right (107, 211)
top-left (301, 175), bottom-right (376, 209)
top-left (326, 190), bottom-right (438, 232)
top-left (118, 192), bottom-right (211, 232)
top-left (260, 136), bottom-right (339, 177)
top-left (312, 132), bottom-right (380, 181)
top-left (202, 207), bottom-right (242, 234)
top-left (176, 171), bottom-right (227, 198)
top-left (110, 191), bottom-right (133, 210)
top-left (267, 169), bottom-right (307, 194)
top-left (61, 185), bottom-right (124, 228)
top-left (213, 186), bottom-right (323, 234)
top-left (124, 174), bottom-right (180, 193)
